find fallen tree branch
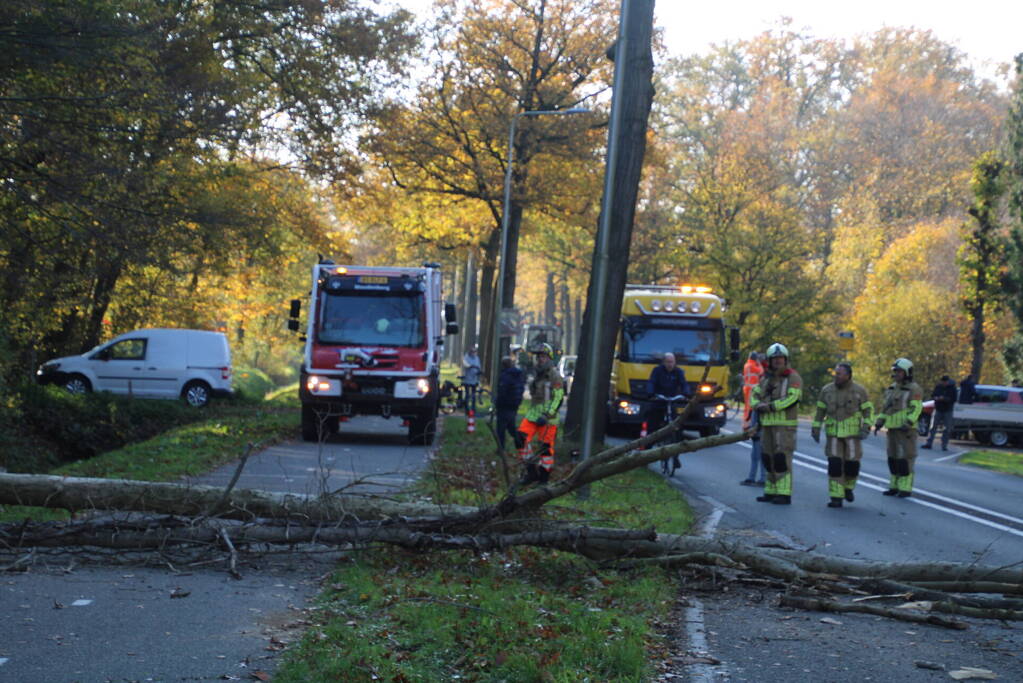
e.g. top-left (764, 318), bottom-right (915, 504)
top-left (779, 593), bottom-right (969, 630)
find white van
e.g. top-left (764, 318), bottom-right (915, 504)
top-left (36, 328), bottom-right (233, 407)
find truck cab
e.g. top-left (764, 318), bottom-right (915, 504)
top-left (607, 284), bottom-right (738, 437)
top-left (292, 262), bottom-right (457, 445)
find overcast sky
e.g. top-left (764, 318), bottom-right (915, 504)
top-left (388, 0), bottom-right (1021, 83)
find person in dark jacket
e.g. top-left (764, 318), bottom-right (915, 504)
top-left (495, 355), bottom-right (525, 451)
top-left (959, 375), bottom-right (976, 404)
top-left (923, 375), bottom-right (957, 451)
top-left (644, 353), bottom-right (690, 468)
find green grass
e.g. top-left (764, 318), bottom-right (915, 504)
top-left (277, 413), bottom-right (694, 682)
top-left (959, 448), bottom-right (1023, 477)
top-left (0, 389), bottom-right (300, 523)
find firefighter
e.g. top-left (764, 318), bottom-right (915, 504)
top-left (874, 358), bottom-right (924, 498)
top-left (516, 343), bottom-right (565, 485)
top-left (751, 343), bottom-right (802, 504)
top-left (812, 363), bottom-right (873, 508)
top-left (740, 351), bottom-right (765, 486)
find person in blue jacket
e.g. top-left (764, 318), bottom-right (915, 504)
top-left (495, 355), bottom-right (525, 451)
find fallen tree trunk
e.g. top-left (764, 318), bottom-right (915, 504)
top-left (0, 473), bottom-right (477, 523)
top-left (779, 593), bottom-right (969, 630)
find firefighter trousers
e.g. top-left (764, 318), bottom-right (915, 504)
top-left (517, 419), bottom-right (557, 472)
top-left (885, 428), bottom-right (917, 493)
top-left (825, 436), bottom-right (863, 499)
top-left (761, 426), bottom-right (795, 496)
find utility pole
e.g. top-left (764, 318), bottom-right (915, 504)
top-left (565, 0), bottom-right (656, 484)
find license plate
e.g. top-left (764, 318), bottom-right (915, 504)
top-left (359, 276), bottom-right (388, 284)
top-left (363, 386), bottom-right (387, 395)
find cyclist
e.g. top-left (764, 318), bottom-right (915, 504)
top-left (645, 352), bottom-right (690, 471)
top-left (461, 345), bottom-right (482, 413)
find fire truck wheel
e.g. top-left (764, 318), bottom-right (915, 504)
top-left (301, 405), bottom-right (318, 442)
top-left (409, 413), bottom-right (437, 446)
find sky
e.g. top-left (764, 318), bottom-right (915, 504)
top-left (655, 1), bottom-right (1021, 79)
top-left (389, 0), bottom-right (1022, 83)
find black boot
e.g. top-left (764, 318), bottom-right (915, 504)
top-left (897, 490), bottom-right (912, 498)
top-left (518, 464), bottom-right (539, 486)
top-left (882, 488), bottom-right (898, 496)
top-left (844, 489), bottom-right (855, 502)
top-left (772, 495), bottom-right (791, 505)
top-left (827, 497), bottom-right (843, 508)
top-left (756, 494), bottom-right (776, 503)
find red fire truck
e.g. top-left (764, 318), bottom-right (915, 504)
top-left (289, 261), bottom-right (458, 444)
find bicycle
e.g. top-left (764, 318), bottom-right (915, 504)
top-left (438, 377), bottom-right (493, 416)
top-left (651, 394), bottom-right (687, 477)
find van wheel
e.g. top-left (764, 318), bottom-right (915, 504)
top-left (182, 380), bottom-right (211, 408)
top-left (990, 430), bottom-right (1010, 447)
top-left (64, 374), bottom-right (92, 395)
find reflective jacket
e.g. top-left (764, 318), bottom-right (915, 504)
top-left (878, 380), bottom-right (923, 430)
top-left (751, 367), bottom-right (802, 427)
top-left (813, 381), bottom-right (873, 438)
top-left (524, 360), bottom-right (565, 424)
top-left (742, 358), bottom-right (764, 420)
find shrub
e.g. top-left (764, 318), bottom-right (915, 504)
top-left (232, 366), bottom-right (275, 401)
top-left (1, 382), bottom-right (205, 472)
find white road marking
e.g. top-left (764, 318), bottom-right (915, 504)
top-left (684, 495), bottom-right (729, 681)
top-left (71, 599), bottom-right (92, 607)
top-left (723, 427), bottom-right (1023, 536)
top-left (934, 451), bottom-right (961, 463)
top-left (0, 657), bottom-right (8, 666)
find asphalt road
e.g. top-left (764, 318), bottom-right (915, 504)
top-left (638, 416), bottom-right (1023, 682)
top-left (0, 416), bottom-right (435, 683)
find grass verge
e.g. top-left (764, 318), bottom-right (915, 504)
top-left (959, 448), bottom-right (1023, 477)
top-left (276, 415), bottom-right (694, 682)
top-left (0, 388), bottom-right (300, 523)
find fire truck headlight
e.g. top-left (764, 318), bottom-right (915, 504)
top-left (617, 400), bottom-right (640, 416)
top-left (663, 301), bottom-right (673, 312)
top-left (651, 300), bottom-right (661, 312)
top-left (691, 301), bottom-right (701, 313)
top-left (416, 378), bottom-right (430, 395)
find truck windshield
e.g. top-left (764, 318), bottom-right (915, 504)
top-left (620, 317), bottom-right (724, 364)
top-left (318, 292), bottom-right (425, 347)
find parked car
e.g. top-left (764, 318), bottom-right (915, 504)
top-left (918, 384), bottom-right (1023, 446)
top-left (557, 354), bottom-right (577, 395)
top-left (36, 328), bottom-right (233, 407)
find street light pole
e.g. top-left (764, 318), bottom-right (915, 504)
top-left (489, 107), bottom-right (590, 396)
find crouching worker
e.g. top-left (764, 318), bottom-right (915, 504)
top-left (517, 343), bottom-right (565, 485)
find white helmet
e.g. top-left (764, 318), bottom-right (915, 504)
top-left (891, 357), bottom-right (913, 376)
top-left (765, 342), bottom-right (789, 359)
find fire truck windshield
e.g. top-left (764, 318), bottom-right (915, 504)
top-left (318, 292), bottom-right (425, 347)
top-left (620, 317), bottom-right (724, 364)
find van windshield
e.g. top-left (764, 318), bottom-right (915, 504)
top-left (620, 316), bottom-right (724, 364)
top-left (318, 292), bottom-right (425, 347)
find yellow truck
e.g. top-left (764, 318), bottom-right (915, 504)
top-left (606, 284), bottom-right (739, 437)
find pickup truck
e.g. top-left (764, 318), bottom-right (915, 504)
top-left (918, 384), bottom-right (1023, 447)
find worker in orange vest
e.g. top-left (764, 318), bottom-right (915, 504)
top-left (740, 351), bottom-right (765, 486)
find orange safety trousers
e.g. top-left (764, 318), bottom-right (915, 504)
top-left (517, 418), bottom-right (557, 472)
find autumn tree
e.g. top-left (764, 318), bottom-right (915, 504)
top-left (960, 152), bottom-right (1009, 380)
top-left (0, 0), bottom-right (414, 377)
top-left (363, 0), bottom-right (614, 377)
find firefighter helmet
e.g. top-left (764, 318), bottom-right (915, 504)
top-left (765, 343), bottom-right (789, 359)
top-left (532, 342), bottom-right (554, 357)
top-left (891, 357), bottom-right (913, 374)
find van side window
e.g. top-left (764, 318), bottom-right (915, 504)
top-left (108, 338), bottom-right (147, 361)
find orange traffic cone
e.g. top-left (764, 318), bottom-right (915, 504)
top-left (467, 409), bottom-right (476, 434)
